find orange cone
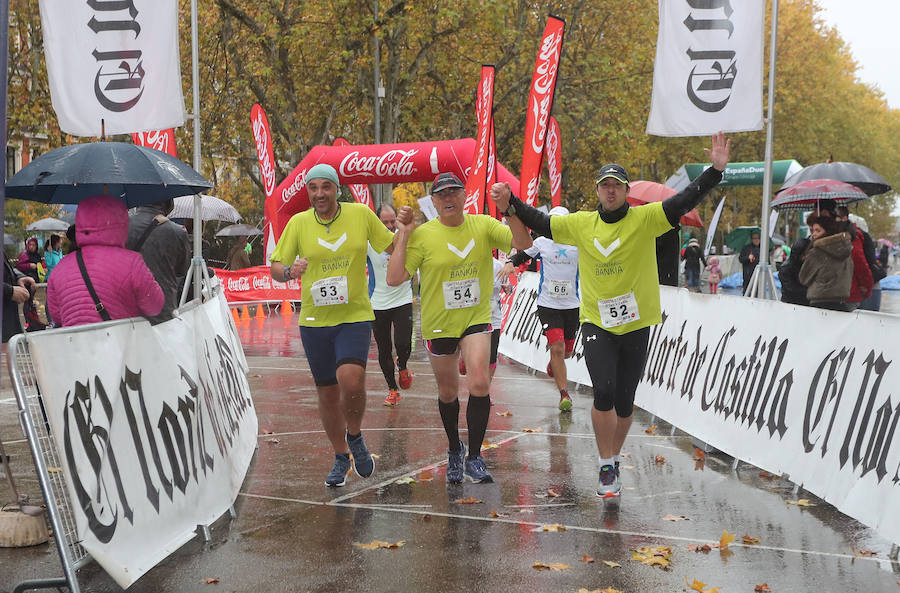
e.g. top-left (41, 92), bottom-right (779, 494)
top-left (281, 300), bottom-right (292, 315)
top-left (255, 303), bottom-right (266, 319)
top-left (231, 307), bottom-right (240, 324)
top-left (241, 305), bottom-right (250, 321)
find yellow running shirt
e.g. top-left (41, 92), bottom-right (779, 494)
top-left (550, 202), bottom-right (672, 335)
top-left (270, 202), bottom-right (394, 327)
top-left (405, 215), bottom-right (512, 340)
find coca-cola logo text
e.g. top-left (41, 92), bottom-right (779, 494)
top-left (252, 112), bottom-right (277, 197)
top-left (339, 149), bottom-right (419, 179)
top-left (529, 93), bottom-right (552, 155)
top-left (471, 73), bottom-right (494, 178)
top-left (226, 277), bottom-right (251, 292)
top-left (464, 188), bottom-right (481, 213)
top-left (281, 169), bottom-right (308, 204)
top-left (134, 130), bottom-right (171, 154)
top-left (546, 120), bottom-right (561, 198)
top-left (526, 177), bottom-right (540, 203)
top-left (534, 32), bottom-right (562, 94)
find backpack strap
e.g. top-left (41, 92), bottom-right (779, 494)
top-left (133, 215), bottom-right (167, 252)
top-left (75, 250), bottom-right (111, 321)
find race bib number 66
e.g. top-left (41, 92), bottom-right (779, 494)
top-left (598, 291), bottom-right (639, 328)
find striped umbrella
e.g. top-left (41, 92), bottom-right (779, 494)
top-left (771, 179), bottom-right (869, 211)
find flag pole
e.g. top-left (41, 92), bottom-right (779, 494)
top-left (1, 0), bottom-right (8, 364)
top-left (191, 0), bottom-right (203, 301)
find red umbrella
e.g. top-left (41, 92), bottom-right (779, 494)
top-left (627, 180), bottom-right (704, 227)
top-left (771, 179), bottom-right (869, 211)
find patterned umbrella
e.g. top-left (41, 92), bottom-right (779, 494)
top-left (628, 180), bottom-right (704, 227)
top-left (770, 179), bottom-right (869, 211)
top-left (170, 195), bottom-right (241, 222)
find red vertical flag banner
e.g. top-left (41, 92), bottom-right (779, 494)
top-left (333, 137), bottom-right (374, 211)
top-left (131, 129), bottom-right (177, 157)
top-left (546, 116), bottom-right (563, 207)
top-left (250, 104), bottom-right (279, 261)
top-left (465, 65), bottom-right (495, 215)
top-left (486, 118), bottom-right (499, 218)
top-left (520, 15), bottom-right (565, 207)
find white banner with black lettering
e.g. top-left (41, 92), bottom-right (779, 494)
top-left (500, 274), bottom-right (900, 546)
top-left (647, 0), bottom-right (764, 136)
top-left (26, 289), bottom-right (257, 588)
top-left (39, 0), bottom-right (186, 136)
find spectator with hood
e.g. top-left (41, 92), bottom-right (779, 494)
top-left (779, 199), bottom-right (838, 306)
top-left (834, 206), bottom-right (873, 310)
top-left (799, 214), bottom-right (852, 311)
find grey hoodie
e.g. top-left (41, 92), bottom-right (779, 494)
top-left (799, 232), bottom-right (853, 305)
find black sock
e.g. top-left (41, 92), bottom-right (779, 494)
top-left (466, 394), bottom-right (492, 458)
top-left (439, 399), bottom-right (461, 451)
top-left (347, 432), bottom-right (361, 442)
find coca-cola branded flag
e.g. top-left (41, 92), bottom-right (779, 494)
top-left (251, 104), bottom-right (279, 263)
top-left (647, 0), bottom-right (764, 136)
top-left (465, 65), bottom-right (496, 215)
top-left (213, 266), bottom-right (301, 302)
top-left (39, 0), bottom-right (186, 136)
top-left (546, 116), bottom-right (562, 207)
top-left (520, 15), bottom-right (565, 207)
top-left (486, 119), bottom-right (499, 219)
top-left (131, 129), bottom-right (177, 157)
top-left (334, 138), bottom-right (374, 211)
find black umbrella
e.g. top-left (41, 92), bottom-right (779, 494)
top-left (778, 161), bottom-right (891, 196)
top-left (5, 142), bottom-right (213, 207)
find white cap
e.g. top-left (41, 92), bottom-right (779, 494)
top-left (549, 206), bottom-right (569, 216)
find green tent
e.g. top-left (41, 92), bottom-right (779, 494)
top-left (725, 226), bottom-right (760, 253)
top-left (666, 160), bottom-right (803, 190)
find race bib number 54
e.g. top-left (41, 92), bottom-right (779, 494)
top-left (442, 278), bottom-right (480, 309)
top-left (311, 276), bottom-right (349, 306)
top-left (598, 292), bottom-right (639, 328)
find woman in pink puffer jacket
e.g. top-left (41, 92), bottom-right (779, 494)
top-left (48, 195), bottom-right (164, 327)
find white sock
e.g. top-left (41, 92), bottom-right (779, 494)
top-left (598, 456), bottom-right (615, 468)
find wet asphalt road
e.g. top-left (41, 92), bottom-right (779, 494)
top-left (1, 306), bottom-right (898, 593)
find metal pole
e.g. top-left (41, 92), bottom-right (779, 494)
top-left (191, 0), bottom-right (203, 301)
top-left (755, 0), bottom-right (779, 299)
top-left (373, 1), bottom-right (382, 209)
top-left (1, 0), bottom-right (8, 361)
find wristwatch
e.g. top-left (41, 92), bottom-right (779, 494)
top-left (283, 267), bottom-right (293, 282)
top-left (502, 202), bottom-right (517, 217)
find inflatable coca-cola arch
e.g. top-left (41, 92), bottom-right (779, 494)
top-left (263, 138), bottom-right (521, 259)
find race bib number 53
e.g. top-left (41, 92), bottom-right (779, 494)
top-left (442, 278), bottom-right (480, 310)
top-left (598, 292), bottom-right (639, 328)
top-left (311, 276), bottom-right (349, 306)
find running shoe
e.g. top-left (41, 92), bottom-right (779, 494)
top-left (596, 464), bottom-right (621, 498)
top-left (447, 441), bottom-right (466, 484)
top-left (464, 455), bottom-right (494, 483)
top-left (346, 433), bottom-right (375, 478)
top-left (558, 391), bottom-right (573, 412)
top-left (398, 368), bottom-right (413, 389)
top-left (546, 362), bottom-right (554, 378)
top-left (325, 453), bottom-right (352, 487)
top-left (458, 358), bottom-right (467, 375)
top-left (615, 460), bottom-right (620, 478)
top-left (384, 389), bottom-right (402, 406)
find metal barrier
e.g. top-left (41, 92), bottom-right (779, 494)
top-left (7, 332), bottom-right (88, 593)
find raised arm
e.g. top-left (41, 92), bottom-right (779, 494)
top-left (662, 132), bottom-right (730, 227)
top-left (386, 206), bottom-right (414, 286)
top-left (490, 182), bottom-right (553, 238)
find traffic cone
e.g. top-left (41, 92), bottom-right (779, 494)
top-left (255, 303), bottom-right (266, 319)
top-left (231, 307), bottom-right (240, 324)
top-left (241, 305), bottom-right (250, 321)
top-left (281, 300), bottom-right (292, 315)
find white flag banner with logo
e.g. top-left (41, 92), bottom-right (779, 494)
top-left (647, 0), bottom-right (764, 137)
top-left (39, 0), bottom-right (186, 136)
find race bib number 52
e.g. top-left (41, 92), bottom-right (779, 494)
top-left (311, 276), bottom-right (349, 306)
top-left (442, 278), bottom-right (480, 310)
top-left (598, 292), bottom-right (639, 328)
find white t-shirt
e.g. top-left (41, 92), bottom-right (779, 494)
top-left (367, 243), bottom-right (413, 310)
top-left (525, 236), bottom-right (580, 309)
top-left (491, 258), bottom-right (504, 329)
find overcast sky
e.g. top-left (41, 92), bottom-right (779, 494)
top-left (813, 0), bottom-right (900, 109)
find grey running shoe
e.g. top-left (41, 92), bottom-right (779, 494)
top-left (325, 453), bottom-right (352, 487)
top-left (346, 433), bottom-right (375, 478)
top-left (447, 441), bottom-right (466, 484)
top-left (596, 464), bottom-right (621, 498)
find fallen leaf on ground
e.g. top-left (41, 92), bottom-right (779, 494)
top-left (265, 438), bottom-right (279, 444)
top-left (852, 546), bottom-right (876, 557)
top-left (522, 427), bottom-right (543, 433)
top-left (662, 514), bottom-right (689, 521)
top-left (454, 496), bottom-right (482, 504)
top-left (46, 466), bottom-right (62, 474)
top-left (622, 464), bottom-right (635, 470)
top-left (422, 514), bottom-right (431, 521)
top-left (621, 452), bottom-right (631, 458)
top-left (602, 560), bottom-right (621, 568)
top-left (395, 476), bottom-right (416, 485)
top-left (249, 374), bottom-right (261, 378)
top-left (654, 455), bottom-right (666, 465)
top-left (686, 578), bottom-right (720, 593)
top-left (533, 523), bottom-right (567, 532)
top-left (754, 584), bottom-right (772, 592)
top-left (645, 425), bottom-right (658, 434)
top-left (546, 487), bottom-right (561, 498)
top-left (370, 453), bottom-right (381, 459)
top-left (261, 429), bottom-right (274, 435)
top-left (481, 440), bottom-right (499, 450)
top-left (743, 535), bottom-right (761, 545)
top-left (202, 578), bottom-right (220, 584)
top-left (496, 410), bottom-right (513, 417)
top-left (631, 546), bottom-right (672, 569)
top-left (581, 555), bottom-right (595, 563)
top-left (353, 540), bottom-right (405, 550)
top-left (786, 498), bottom-right (815, 507)
top-left (532, 562), bottom-right (570, 571)
top-left (489, 509), bottom-right (509, 518)
top-left (416, 471), bottom-right (433, 481)
top-left (577, 588), bottom-right (622, 593)
top-left (759, 470), bottom-right (776, 480)
top-left (687, 544), bottom-right (712, 553)
top-left (718, 529), bottom-right (736, 550)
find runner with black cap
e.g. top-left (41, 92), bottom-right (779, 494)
top-left (270, 163), bottom-right (396, 487)
top-left (491, 132), bottom-right (731, 498)
top-left (387, 172), bottom-right (532, 484)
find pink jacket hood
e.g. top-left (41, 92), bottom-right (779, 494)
top-left (76, 195), bottom-right (128, 248)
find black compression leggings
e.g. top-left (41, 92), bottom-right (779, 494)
top-left (372, 303), bottom-right (413, 390)
top-left (582, 323), bottom-right (650, 417)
